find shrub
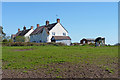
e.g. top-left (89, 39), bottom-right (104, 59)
top-left (8, 39), bottom-right (13, 42)
top-left (2, 39), bottom-right (8, 42)
top-left (89, 43), bottom-right (95, 46)
top-left (15, 36), bottom-right (25, 42)
top-left (72, 43), bottom-right (80, 46)
top-left (2, 42), bottom-right (66, 46)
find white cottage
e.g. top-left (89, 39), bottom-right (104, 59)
top-left (13, 26), bottom-right (34, 42)
top-left (30, 19), bottom-right (71, 45)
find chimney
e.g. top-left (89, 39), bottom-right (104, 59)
top-left (23, 26), bottom-right (26, 30)
top-left (37, 24), bottom-right (39, 28)
top-left (46, 20), bottom-right (49, 25)
top-left (57, 18), bottom-right (60, 23)
top-left (31, 26), bottom-right (33, 29)
top-left (18, 28), bottom-right (20, 32)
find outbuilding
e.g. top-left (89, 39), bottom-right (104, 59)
top-left (80, 38), bottom-right (95, 44)
top-left (95, 37), bottom-right (105, 46)
top-left (51, 36), bottom-right (71, 45)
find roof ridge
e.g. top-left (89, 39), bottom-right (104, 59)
top-left (38, 22), bottom-right (57, 27)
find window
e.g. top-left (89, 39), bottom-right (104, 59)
top-left (40, 40), bottom-right (42, 42)
top-left (63, 33), bottom-right (66, 36)
top-left (52, 32), bottom-right (55, 35)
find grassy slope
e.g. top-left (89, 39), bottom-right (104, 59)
top-left (2, 46), bottom-right (118, 70)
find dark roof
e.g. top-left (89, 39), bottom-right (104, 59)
top-left (31, 23), bottom-right (57, 35)
top-left (45, 23), bottom-right (57, 31)
top-left (16, 31), bottom-right (22, 36)
top-left (95, 37), bottom-right (105, 42)
top-left (52, 36), bottom-right (71, 40)
top-left (16, 29), bottom-right (31, 36)
top-left (86, 39), bottom-right (95, 41)
top-left (81, 38), bottom-right (95, 41)
top-left (31, 26), bottom-right (44, 35)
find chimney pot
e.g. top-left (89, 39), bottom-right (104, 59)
top-left (23, 26), bottom-right (26, 30)
top-left (31, 26), bottom-right (33, 29)
top-left (37, 24), bottom-right (39, 28)
top-left (18, 28), bottom-right (20, 32)
top-left (46, 20), bottom-right (49, 25)
top-left (57, 19), bottom-right (60, 23)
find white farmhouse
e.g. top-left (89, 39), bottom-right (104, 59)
top-left (12, 26), bottom-right (34, 42)
top-left (30, 19), bottom-right (71, 45)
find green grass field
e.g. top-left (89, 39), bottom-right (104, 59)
top-left (2, 45), bottom-right (118, 69)
top-left (2, 45), bottom-right (118, 78)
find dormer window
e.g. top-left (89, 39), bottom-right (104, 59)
top-left (63, 33), bottom-right (66, 36)
top-left (52, 32), bottom-right (55, 35)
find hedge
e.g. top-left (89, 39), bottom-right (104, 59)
top-left (2, 42), bottom-right (66, 46)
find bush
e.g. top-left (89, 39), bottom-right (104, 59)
top-left (89, 43), bottom-right (95, 46)
top-left (2, 42), bottom-right (66, 46)
top-left (8, 39), bottom-right (13, 42)
top-left (71, 43), bottom-right (80, 46)
top-left (2, 39), bottom-right (8, 42)
top-left (15, 36), bottom-right (25, 42)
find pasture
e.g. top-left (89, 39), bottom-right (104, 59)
top-left (2, 45), bottom-right (118, 78)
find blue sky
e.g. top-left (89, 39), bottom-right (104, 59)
top-left (2, 2), bottom-right (118, 44)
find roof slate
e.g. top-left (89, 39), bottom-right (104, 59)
top-left (16, 29), bottom-right (31, 36)
top-left (31, 26), bottom-right (44, 35)
top-left (31, 23), bottom-right (57, 35)
top-left (86, 39), bottom-right (95, 41)
top-left (45, 23), bottom-right (57, 31)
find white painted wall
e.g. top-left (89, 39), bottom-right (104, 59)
top-left (30, 28), bottom-right (48, 43)
top-left (48, 23), bottom-right (68, 42)
top-left (41, 28), bottom-right (48, 42)
top-left (30, 35), bottom-right (34, 42)
top-left (24, 29), bottom-right (34, 42)
top-left (56, 40), bottom-right (71, 46)
top-left (30, 23), bottom-right (69, 43)
top-left (30, 33), bottom-right (42, 43)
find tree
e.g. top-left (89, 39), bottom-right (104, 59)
top-left (2, 39), bottom-right (7, 42)
top-left (0, 26), bottom-right (6, 42)
top-left (8, 39), bottom-right (13, 42)
top-left (15, 36), bottom-right (25, 42)
top-left (4, 36), bottom-right (10, 41)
